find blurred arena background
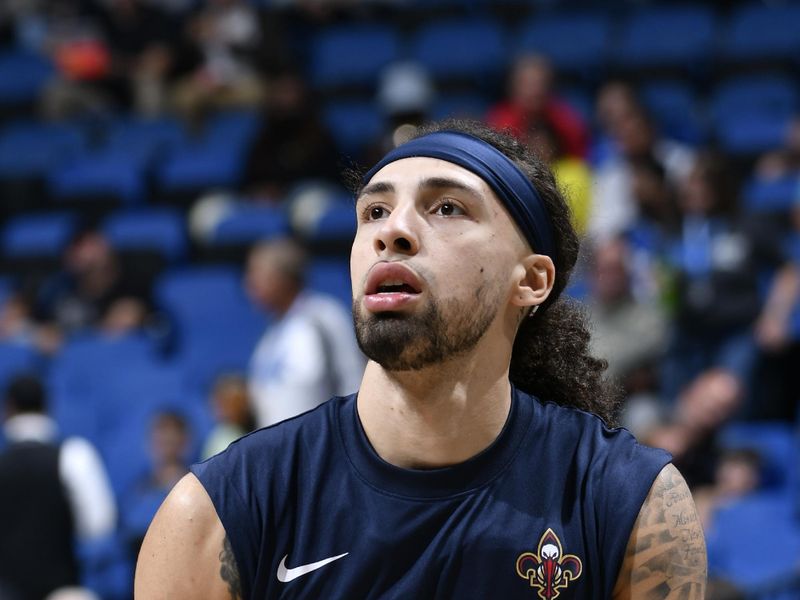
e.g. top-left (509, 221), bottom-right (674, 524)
top-left (0, 0), bottom-right (799, 598)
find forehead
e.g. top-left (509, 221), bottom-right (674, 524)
top-left (362, 156), bottom-right (496, 201)
top-left (360, 156), bottom-right (531, 254)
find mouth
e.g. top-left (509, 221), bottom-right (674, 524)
top-left (365, 262), bottom-right (423, 296)
top-left (374, 281), bottom-right (420, 294)
top-left (364, 262), bottom-right (423, 311)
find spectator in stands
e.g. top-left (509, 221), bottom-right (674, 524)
top-left (122, 410), bottom-right (192, 557)
top-left (170, 0), bottom-right (266, 121)
top-left (527, 122), bottom-right (592, 235)
top-left (644, 368), bottom-right (742, 490)
top-left (593, 80), bottom-right (639, 156)
top-left (661, 153), bottom-right (790, 406)
top-left (365, 61), bottom-right (435, 166)
top-left (0, 373), bottom-right (116, 600)
top-left (35, 229), bottom-right (154, 337)
top-left (755, 117), bottom-right (800, 179)
top-left (245, 237), bottom-right (365, 427)
top-left (623, 154), bottom-right (682, 300)
top-left (586, 237), bottom-right (667, 392)
top-left (242, 68), bottom-right (340, 200)
top-left (201, 373), bottom-right (255, 459)
top-left (589, 99), bottom-right (695, 243)
top-left (487, 54), bottom-right (589, 159)
top-left (693, 448), bottom-right (761, 532)
top-left (0, 291), bottom-right (62, 355)
top-left (41, 0), bottom-right (182, 117)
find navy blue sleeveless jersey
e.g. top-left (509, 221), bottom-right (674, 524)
top-left (191, 387), bottom-right (670, 599)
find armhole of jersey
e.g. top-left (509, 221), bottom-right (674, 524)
top-left (190, 460), bottom-right (256, 600)
top-left (603, 442), bottom-right (672, 597)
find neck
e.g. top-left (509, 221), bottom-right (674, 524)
top-left (272, 287), bottom-right (301, 317)
top-left (356, 336), bottom-right (514, 470)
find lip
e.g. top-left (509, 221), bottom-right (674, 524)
top-left (365, 262), bottom-right (423, 295)
top-left (363, 262), bottom-right (423, 312)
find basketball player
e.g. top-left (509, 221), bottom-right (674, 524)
top-left (135, 121), bottom-right (706, 599)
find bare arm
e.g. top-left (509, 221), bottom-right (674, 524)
top-left (612, 464), bottom-right (707, 599)
top-left (134, 473), bottom-right (243, 600)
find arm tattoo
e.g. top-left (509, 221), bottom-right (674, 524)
top-left (613, 464), bottom-right (707, 599)
top-left (219, 536), bottom-right (243, 600)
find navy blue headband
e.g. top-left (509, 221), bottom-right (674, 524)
top-left (361, 131), bottom-right (556, 259)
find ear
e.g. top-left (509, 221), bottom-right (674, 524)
top-left (510, 253), bottom-right (555, 310)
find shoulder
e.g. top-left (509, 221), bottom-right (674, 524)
top-left (60, 435), bottom-right (104, 464)
top-left (191, 396), bottom-right (347, 505)
top-left (533, 395), bottom-right (669, 465)
top-left (135, 473), bottom-right (238, 599)
top-left (299, 293), bottom-right (354, 328)
top-left (612, 464), bottom-right (707, 599)
top-left (528, 394), bottom-right (671, 510)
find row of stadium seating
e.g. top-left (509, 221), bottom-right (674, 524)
top-left (3, 3), bottom-right (800, 106)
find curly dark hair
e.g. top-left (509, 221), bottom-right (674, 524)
top-left (352, 119), bottom-right (619, 425)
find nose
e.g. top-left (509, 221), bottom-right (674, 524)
top-left (373, 203), bottom-right (420, 256)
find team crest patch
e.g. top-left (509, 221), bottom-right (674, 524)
top-left (515, 528), bottom-right (582, 599)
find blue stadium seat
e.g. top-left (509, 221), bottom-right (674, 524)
top-left (155, 266), bottom-right (259, 330)
top-left (639, 80), bottom-right (704, 145)
top-left (707, 492), bottom-right (800, 591)
top-left (0, 343), bottom-right (40, 393)
top-left (48, 151), bottom-right (146, 205)
top-left (305, 203), bottom-right (356, 246)
top-left (104, 116), bottom-right (186, 166)
top-left (710, 75), bottom-right (799, 125)
top-left (155, 266), bottom-right (268, 391)
top-left (411, 19), bottom-right (509, 83)
top-left (614, 6), bottom-right (716, 71)
top-left (93, 361), bottom-right (203, 497)
top-left (742, 176), bottom-right (799, 214)
top-left (516, 13), bottom-right (612, 76)
top-left (1, 212), bottom-right (77, 258)
top-left (103, 208), bottom-right (188, 262)
top-left (0, 49), bottom-right (55, 107)
top-left (323, 101), bottom-right (384, 156)
top-left (721, 3), bottom-right (800, 64)
top-left (48, 333), bottom-right (157, 443)
top-left (307, 257), bottom-right (353, 308)
top-left (310, 25), bottom-right (400, 89)
top-left (202, 109), bottom-right (262, 149)
top-left (431, 94), bottom-right (490, 121)
top-left (210, 204), bottom-right (290, 247)
top-left (0, 121), bottom-right (87, 178)
top-left (715, 113), bottom-right (790, 156)
top-left (718, 421), bottom-right (796, 490)
top-left (156, 142), bottom-right (245, 195)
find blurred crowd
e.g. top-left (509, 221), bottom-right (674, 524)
top-left (1, 0), bottom-right (800, 598)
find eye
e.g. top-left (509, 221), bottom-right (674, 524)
top-left (365, 205), bottom-right (388, 221)
top-left (433, 201), bottom-right (465, 217)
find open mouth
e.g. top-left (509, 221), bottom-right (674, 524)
top-left (364, 263), bottom-right (424, 311)
top-left (365, 263), bottom-right (423, 296)
top-left (375, 281), bottom-right (420, 294)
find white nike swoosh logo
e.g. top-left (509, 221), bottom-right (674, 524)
top-left (276, 552), bottom-right (349, 583)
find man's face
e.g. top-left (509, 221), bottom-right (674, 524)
top-left (350, 157), bottom-right (528, 371)
top-left (245, 253), bottom-right (287, 311)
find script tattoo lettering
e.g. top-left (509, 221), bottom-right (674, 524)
top-left (219, 536), bottom-right (243, 600)
top-left (612, 464), bottom-right (707, 599)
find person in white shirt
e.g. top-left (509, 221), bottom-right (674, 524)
top-left (0, 373), bottom-right (116, 600)
top-left (590, 100), bottom-right (695, 243)
top-left (245, 238), bottom-right (365, 427)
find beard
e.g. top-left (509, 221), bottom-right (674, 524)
top-left (352, 281), bottom-right (504, 372)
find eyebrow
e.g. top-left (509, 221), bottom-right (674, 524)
top-left (357, 177), bottom-right (483, 202)
top-left (418, 177), bottom-right (483, 202)
top-left (357, 181), bottom-right (394, 199)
